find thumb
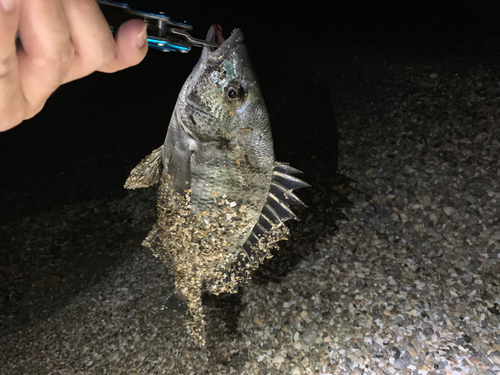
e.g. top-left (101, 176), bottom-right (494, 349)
top-left (0, 0), bottom-right (25, 131)
top-left (99, 18), bottom-right (148, 73)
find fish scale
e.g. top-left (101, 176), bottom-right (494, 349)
top-left (125, 25), bottom-right (309, 345)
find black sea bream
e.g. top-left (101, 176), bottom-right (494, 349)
top-left (125, 25), bottom-right (309, 345)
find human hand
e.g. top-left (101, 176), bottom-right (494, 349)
top-left (0, 0), bottom-right (148, 131)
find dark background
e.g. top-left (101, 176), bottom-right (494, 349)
top-left (1, 0), bottom-right (500, 223)
top-left (1, 0), bottom-right (500, 334)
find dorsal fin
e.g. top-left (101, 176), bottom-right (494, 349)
top-left (267, 193), bottom-right (298, 221)
top-left (270, 182), bottom-right (307, 207)
top-left (273, 161), bottom-right (304, 175)
top-left (261, 203), bottom-right (284, 225)
top-left (272, 170), bottom-right (311, 191)
top-left (217, 162), bottom-right (307, 288)
top-left (243, 161), bottom-right (309, 249)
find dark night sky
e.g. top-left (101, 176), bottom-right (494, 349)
top-left (1, 0), bottom-right (500, 223)
top-left (143, 0), bottom-right (500, 46)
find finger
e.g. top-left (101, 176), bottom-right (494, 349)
top-left (16, 0), bottom-right (74, 110)
top-left (61, 0), bottom-right (116, 83)
top-left (0, 0), bottom-right (26, 131)
top-left (99, 18), bottom-right (148, 73)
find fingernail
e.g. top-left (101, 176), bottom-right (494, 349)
top-left (1, 0), bottom-right (16, 12)
top-left (137, 23), bottom-right (147, 48)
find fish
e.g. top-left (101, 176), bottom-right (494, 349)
top-left (124, 24), bottom-right (309, 345)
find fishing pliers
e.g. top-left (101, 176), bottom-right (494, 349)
top-left (97, 0), bottom-right (217, 53)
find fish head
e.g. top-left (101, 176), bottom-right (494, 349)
top-left (178, 25), bottom-right (272, 151)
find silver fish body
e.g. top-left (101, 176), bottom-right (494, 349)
top-left (125, 25), bottom-right (308, 345)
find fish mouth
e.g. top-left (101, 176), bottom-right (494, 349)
top-left (203, 24), bottom-right (244, 62)
top-left (209, 24), bottom-right (226, 49)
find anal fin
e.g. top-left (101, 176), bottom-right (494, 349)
top-left (142, 225), bottom-right (162, 252)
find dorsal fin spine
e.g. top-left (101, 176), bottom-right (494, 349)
top-left (270, 181), bottom-right (307, 208)
top-left (242, 162), bottom-right (309, 255)
top-left (272, 170), bottom-right (311, 191)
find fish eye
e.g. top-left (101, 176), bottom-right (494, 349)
top-left (228, 88), bottom-right (238, 100)
top-left (225, 84), bottom-right (245, 103)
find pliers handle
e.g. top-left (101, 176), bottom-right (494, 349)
top-left (97, 0), bottom-right (217, 53)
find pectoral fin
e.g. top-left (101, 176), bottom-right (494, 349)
top-left (124, 146), bottom-right (163, 189)
top-left (167, 147), bottom-right (192, 194)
